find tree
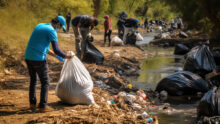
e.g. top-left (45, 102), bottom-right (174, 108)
top-left (93, 0), bottom-right (101, 17)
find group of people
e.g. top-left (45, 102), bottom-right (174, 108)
top-left (170, 17), bottom-right (183, 29)
top-left (143, 16), bottom-right (183, 30)
top-left (24, 11), bottom-right (141, 112)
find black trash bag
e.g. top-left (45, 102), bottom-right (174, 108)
top-left (126, 32), bottom-right (136, 45)
top-left (183, 45), bottom-right (216, 77)
top-left (211, 49), bottom-right (220, 66)
top-left (197, 87), bottom-right (220, 119)
top-left (82, 40), bottom-right (104, 65)
top-left (197, 116), bottom-right (220, 124)
top-left (87, 35), bottom-right (94, 42)
top-left (155, 71), bottom-right (209, 96)
top-left (209, 74), bottom-right (220, 87)
top-left (174, 44), bottom-right (190, 55)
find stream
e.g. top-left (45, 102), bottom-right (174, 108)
top-left (131, 33), bottom-right (198, 124)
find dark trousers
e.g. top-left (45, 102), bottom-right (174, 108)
top-left (25, 59), bottom-right (50, 108)
top-left (118, 26), bottom-right (124, 39)
top-left (66, 22), bottom-right (70, 32)
top-left (104, 30), bottom-right (112, 46)
top-left (177, 23), bottom-right (182, 29)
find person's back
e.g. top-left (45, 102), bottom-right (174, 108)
top-left (25, 23), bottom-right (57, 61)
top-left (124, 18), bottom-right (138, 28)
top-left (72, 15), bottom-right (92, 28)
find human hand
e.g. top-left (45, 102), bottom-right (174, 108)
top-left (65, 54), bottom-right (73, 59)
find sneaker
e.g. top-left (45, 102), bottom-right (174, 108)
top-left (38, 106), bottom-right (51, 113)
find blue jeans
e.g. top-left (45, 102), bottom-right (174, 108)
top-left (25, 59), bottom-right (50, 108)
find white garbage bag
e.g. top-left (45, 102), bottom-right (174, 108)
top-left (55, 51), bottom-right (95, 105)
top-left (136, 32), bottom-right (144, 41)
top-left (111, 36), bottom-right (124, 46)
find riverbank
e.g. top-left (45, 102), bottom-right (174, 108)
top-left (0, 30), bottom-right (151, 123)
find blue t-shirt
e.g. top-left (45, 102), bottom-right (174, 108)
top-left (25, 23), bottom-right (58, 61)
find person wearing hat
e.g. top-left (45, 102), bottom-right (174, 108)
top-left (71, 15), bottom-right (99, 59)
top-left (24, 16), bottom-right (72, 112)
top-left (104, 15), bottom-right (112, 47)
top-left (123, 18), bottom-right (139, 43)
top-left (117, 11), bottom-right (127, 38)
top-left (66, 12), bottom-right (72, 33)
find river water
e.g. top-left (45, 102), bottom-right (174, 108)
top-left (131, 33), bottom-right (198, 124)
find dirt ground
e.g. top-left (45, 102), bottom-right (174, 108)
top-left (0, 30), bottom-right (148, 124)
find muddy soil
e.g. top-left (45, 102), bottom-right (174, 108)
top-left (0, 30), bottom-right (148, 124)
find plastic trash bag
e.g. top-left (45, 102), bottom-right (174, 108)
top-left (174, 44), bottom-right (190, 55)
top-left (55, 51), bottom-right (95, 105)
top-left (111, 36), bottom-right (124, 46)
top-left (197, 87), bottom-right (220, 118)
top-left (126, 32), bottom-right (136, 45)
top-left (155, 71), bottom-right (209, 96)
top-left (135, 32), bottom-right (143, 41)
top-left (183, 45), bottom-right (216, 77)
top-left (211, 49), bottom-right (220, 66)
top-left (83, 40), bottom-right (104, 65)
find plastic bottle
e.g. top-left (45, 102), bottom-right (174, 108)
top-left (142, 111), bottom-right (148, 119)
top-left (147, 117), bottom-right (153, 123)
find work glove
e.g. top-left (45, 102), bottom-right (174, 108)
top-left (56, 55), bottom-right (65, 62)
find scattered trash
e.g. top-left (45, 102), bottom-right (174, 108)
top-left (159, 90), bottom-right (168, 101)
top-left (118, 70), bottom-right (123, 75)
top-left (107, 100), bottom-right (115, 104)
top-left (142, 111), bottom-right (149, 119)
top-left (95, 80), bottom-right (110, 89)
top-left (98, 74), bottom-right (108, 80)
top-left (132, 103), bottom-right (142, 110)
top-left (127, 84), bottom-right (132, 89)
top-left (136, 90), bottom-right (147, 100)
top-left (100, 97), bottom-right (105, 102)
top-left (147, 117), bottom-right (153, 123)
top-left (113, 52), bottom-right (120, 57)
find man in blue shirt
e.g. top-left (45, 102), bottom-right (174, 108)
top-left (25, 16), bottom-right (72, 112)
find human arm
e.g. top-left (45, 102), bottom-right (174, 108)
top-left (76, 23), bottom-right (81, 38)
top-left (51, 41), bottom-right (72, 59)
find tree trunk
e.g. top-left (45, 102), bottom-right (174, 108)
top-left (93, 0), bottom-right (101, 17)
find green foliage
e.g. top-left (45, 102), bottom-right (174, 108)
top-left (163, 0), bottom-right (220, 36)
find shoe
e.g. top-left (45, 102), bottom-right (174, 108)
top-left (30, 104), bottom-right (36, 111)
top-left (38, 106), bottom-right (51, 113)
